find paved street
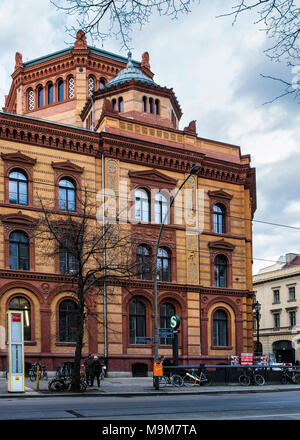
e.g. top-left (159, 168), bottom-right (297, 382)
top-left (2, 376), bottom-right (300, 421)
top-left (1, 390), bottom-right (300, 420)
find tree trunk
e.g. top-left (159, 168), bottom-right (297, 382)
top-left (70, 300), bottom-right (85, 392)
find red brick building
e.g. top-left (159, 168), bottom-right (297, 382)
top-left (0, 31), bottom-right (256, 375)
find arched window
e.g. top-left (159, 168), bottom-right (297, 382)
top-left (149, 97), bottom-right (153, 113)
top-left (47, 82), bottom-right (53, 105)
top-left (9, 297), bottom-right (31, 341)
top-left (118, 97), bottom-right (123, 112)
top-left (57, 79), bottom-right (64, 102)
top-left (160, 302), bottom-right (175, 345)
top-left (142, 96), bottom-right (147, 112)
top-left (155, 192), bottom-right (169, 224)
top-left (37, 85), bottom-right (43, 108)
top-left (27, 88), bottom-right (34, 111)
top-left (59, 299), bottom-right (77, 342)
top-left (9, 231), bottom-right (29, 271)
top-left (68, 76), bottom-right (75, 99)
top-left (9, 170), bottom-right (28, 205)
top-left (213, 309), bottom-right (228, 346)
top-left (157, 247), bottom-right (171, 282)
top-left (59, 240), bottom-right (77, 274)
top-left (129, 300), bottom-right (146, 344)
top-left (215, 254), bottom-right (227, 288)
top-left (136, 245), bottom-right (152, 280)
top-left (88, 75), bottom-right (95, 95)
top-left (155, 99), bottom-right (160, 115)
top-left (135, 188), bottom-right (150, 222)
top-left (59, 178), bottom-right (76, 211)
top-left (213, 203), bottom-right (226, 233)
top-left (99, 78), bottom-right (106, 90)
top-left (112, 98), bottom-right (117, 110)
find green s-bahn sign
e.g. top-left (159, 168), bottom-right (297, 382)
top-left (170, 315), bottom-right (180, 330)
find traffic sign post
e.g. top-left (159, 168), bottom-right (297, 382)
top-left (170, 315), bottom-right (180, 366)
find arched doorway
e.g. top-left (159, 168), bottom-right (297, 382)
top-left (272, 340), bottom-right (295, 363)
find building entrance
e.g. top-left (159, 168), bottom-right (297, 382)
top-left (272, 340), bottom-right (295, 364)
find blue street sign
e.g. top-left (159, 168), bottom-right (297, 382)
top-left (136, 337), bottom-right (153, 343)
top-left (159, 329), bottom-right (174, 338)
top-left (159, 328), bottom-right (174, 333)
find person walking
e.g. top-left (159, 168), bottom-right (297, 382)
top-left (84, 353), bottom-right (94, 386)
top-left (91, 355), bottom-right (102, 387)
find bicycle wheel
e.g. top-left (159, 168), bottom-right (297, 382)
top-left (48, 378), bottom-right (65, 392)
top-left (171, 374), bottom-right (183, 387)
top-left (294, 374), bottom-right (300, 384)
top-left (183, 375), bottom-right (197, 387)
top-left (80, 377), bottom-right (87, 391)
top-left (281, 374), bottom-right (289, 384)
top-left (202, 373), bottom-right (212, 386)
top-left (158, 376), bottom-right (168, 387)
top-left (29, 371), bottom-right (36, 382)
top-left (239, 374), bottom-right (250, 386)
top-left (254, 374), bottom-right (265, 386)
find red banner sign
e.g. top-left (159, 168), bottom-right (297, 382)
top-left (241, 353), bottom-right (253, 365)
top-left (11, 313), bottom-right (21, 322)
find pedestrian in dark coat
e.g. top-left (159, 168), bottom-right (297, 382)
top-left (91, 355), bottom-right (102, 387)
top-left (84, 353), bottom-right (94, 386)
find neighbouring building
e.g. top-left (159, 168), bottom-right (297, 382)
top-left (0, 30), bottom-right (256, 375)
top-left (253, 253), bottom-right (300, 364)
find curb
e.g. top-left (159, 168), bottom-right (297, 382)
top-left (1, 385), bottom-right (300, 398)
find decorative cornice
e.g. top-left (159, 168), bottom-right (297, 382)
top-left (208, 189), bottom-right (233, 200)
top-left (208, 239), bottom-right (235, 252)
top-left (128, 168), bottom-right (178, 186)
top-left (0, 211), bottom-right (38, 227)
top-left (1, 150), bottom-right (36, 165)
top-left (51, 160), bottom-right (84, 174)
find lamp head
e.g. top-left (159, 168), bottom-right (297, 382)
top-left (189, 165), bottom-right (201, 175)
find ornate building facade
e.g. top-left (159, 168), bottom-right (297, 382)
top-left (0, 31), bottom-right (256, 374)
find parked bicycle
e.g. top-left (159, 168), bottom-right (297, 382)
top-left (238, 367), bottom-right (265, 386)
top-left (183, 367), bottom-right (212, 387)
top-left (48, 374), bottom-right (87, 392)
top-left (280, 367), bottom-right (300, 384)
top-left (29, 362), bottom-right (48, 381)
top-left (159, 372), bottom-right (183, 387)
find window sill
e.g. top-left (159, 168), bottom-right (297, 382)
top-left (55, 342), bottom-right (77, 347)
top-left (25, 341), bottom-right (37, 346)
top-left (211, 346), bottom-right (233, 350)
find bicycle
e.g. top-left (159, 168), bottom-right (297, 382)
top-left (280, 367), bottom-right (300, 384)
top-left (238, 367), bottom-right (265, 386)
top-left (29, 362), bottom-right (48, 381)
top-left (158, 373), bottom-right (183, 387)
top-left (183, 368), bottom-right (212, 387)
top-left (48, 374), bottom-right (87, 392)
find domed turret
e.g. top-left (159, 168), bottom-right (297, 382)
top-left (106, 52), bottom-right (156, 88)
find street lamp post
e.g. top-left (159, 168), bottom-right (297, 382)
top-left (254, 300), bottom-right (261, 356)
top-left (153, 165), bottom-right (200, 389)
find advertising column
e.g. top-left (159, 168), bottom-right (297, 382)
top-left (7, 311), bottom-right (25, 392)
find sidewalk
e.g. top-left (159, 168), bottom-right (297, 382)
top-left (2, 376), bottom-right (300, 398)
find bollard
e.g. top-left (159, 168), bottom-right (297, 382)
top-left (36, 365), bottom-right (40, 391)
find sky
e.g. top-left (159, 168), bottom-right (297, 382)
top-left (0, 0), bottom-right (299, 275)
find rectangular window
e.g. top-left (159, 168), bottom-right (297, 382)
top-left (273, 290), bottom-right (280, 304)
top-left (274, 313), bottom-right (280, 329)
top-left (289, 286), bottom-right (296, 301)
top-left (289, 311), bottom-right (296, 327)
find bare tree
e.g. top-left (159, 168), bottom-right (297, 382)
top-left (219, 1), bottom-right (300, 103)
top-left (37, 188), bottom-right (135, 391)
top-left (50, 0), bottom-right (196, 49)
